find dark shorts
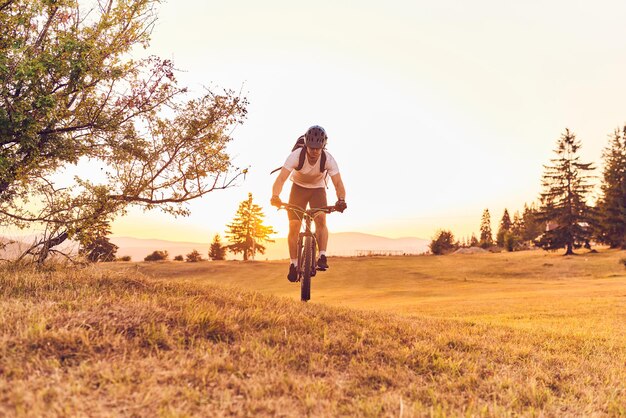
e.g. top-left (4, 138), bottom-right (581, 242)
top-left (288, 183), bottom-right (327, 221)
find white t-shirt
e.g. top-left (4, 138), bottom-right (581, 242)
top-left (283, 149), bottom-right (339, 189)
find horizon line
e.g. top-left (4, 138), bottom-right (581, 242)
top-left (109, 232), bottom-right (430, 244)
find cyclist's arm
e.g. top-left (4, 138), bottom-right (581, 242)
top-left (272, 167), bottom-right (291, 197)
top-left (330, 173), bottom-right (346, 200)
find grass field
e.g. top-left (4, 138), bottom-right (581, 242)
top-left (1, 249), bottom-right (625, 416)
top-left (126, 248), bottom-right (626, 337)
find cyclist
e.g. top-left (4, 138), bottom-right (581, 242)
top-left (271, 125), bottom-right (347, 282)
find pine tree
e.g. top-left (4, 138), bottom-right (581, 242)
top-left (537, 129), bottom-right (595, 255)
top-left (496, 208), bottom-right (512, 247)
top-left (511, 211), bottom-right (523, 239)
top-left (521, 203), bottom-right (543, 243)
top-left (479, 209), bottom-right (493, 248)
top-left (499, 211), bottom-right (525, 252)
top-left (596, 126), bottom-right (626, 248)
top-left (469, 233), bottom-right (479, 247)
top-left (226, 193), bottom-right (276, 260)
top-left (209, 234), bottom-right (227, 260)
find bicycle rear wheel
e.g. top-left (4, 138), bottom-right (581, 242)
top-left (301, 236), bottom-right (312, 302)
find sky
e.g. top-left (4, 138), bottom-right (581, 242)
top-left (110, 0), bottom-right (626, 243)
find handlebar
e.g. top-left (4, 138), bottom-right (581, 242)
top-left (275, 202), bottom-right (341, 215)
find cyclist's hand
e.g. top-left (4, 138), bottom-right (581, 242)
top-left (271, 195), bottom-right (282, 208)
top-left (335, 199), bottom-right (347, 212)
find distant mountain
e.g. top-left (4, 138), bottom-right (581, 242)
top-left (0, 235), bottom-right (79, 259)
top-left (111, 233), bottom-right (429, 262)
top-left (0, 237), bottom-right (26, 259)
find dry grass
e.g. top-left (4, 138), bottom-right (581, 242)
top-left (1, 249), bottom-right (625, 416)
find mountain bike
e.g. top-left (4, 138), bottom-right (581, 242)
top-left (278, 203), bottom-right (340, 302)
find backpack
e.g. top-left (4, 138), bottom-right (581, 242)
top-left (270, 135), bottom-right (327, 175)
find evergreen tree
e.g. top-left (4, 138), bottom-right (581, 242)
top-left (596, 126), bottom-right (626, 248)
top-left (536, 129), bottom-right (595, 255)
top-left (500, 211), bottom-right (525, 252)
top-left (226, 193), bottom-right (275, 260)
top-left (209, 234), bottom-right (227, 260)
top-left (511, 211), bottom-right (523, 237)
top-left (469, 233), bottom-right (479, 247)
top-left (521, 203), bottom-right (543, 243)
top-left (500, 209), bottom-right (512, 231)
top-left (496, 208), bottom-right (512, 247)
top-left (479, 209), bottom-right (493, 248)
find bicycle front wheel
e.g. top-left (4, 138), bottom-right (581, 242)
top-left (301, 236), bottom-right (312, 302)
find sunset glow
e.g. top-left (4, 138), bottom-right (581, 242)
top-left (111, 0), bottom-right (626, 242)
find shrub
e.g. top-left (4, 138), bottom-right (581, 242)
top-left (117, 255), bottom-right (132, 262)
top-left (429, 230), bottom-right (458, 255)
top-left (144, 250), bottom-right (169, 262)
top-left (504, 233), bottom-right (519, 252)
top-left (174, 255), bottom-right (184, 261)
top-left (186, 250), bottom-right (203, 262)
top-left (80, 236), bottom-right (118, 262)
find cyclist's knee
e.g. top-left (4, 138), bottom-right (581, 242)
top-left (314, 215), bottom-right (327, 228)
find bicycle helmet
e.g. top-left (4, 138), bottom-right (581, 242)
top-left (304, 125), bottom-right (327, 149)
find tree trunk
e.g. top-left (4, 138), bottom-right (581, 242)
top-left (564, 242), bottom-right (574, 255)
top-left (38, 231), bottom-right (69, 264)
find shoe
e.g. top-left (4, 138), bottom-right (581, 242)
top-left (287, 264), bottom-right (298, 282)
top-left (317, 254), bottom-right (329, 271)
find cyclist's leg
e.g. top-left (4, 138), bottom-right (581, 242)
top-left (288, 220), bottom-right (301, 259)
top-left (310, 187), bottom-right (328, 251)
top-left (314, 213), bottom-right (328, 252)
top-left (287, 184), bottom-right (312, 260)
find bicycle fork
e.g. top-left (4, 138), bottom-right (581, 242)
top-left (297, 218), bottom-right (318, 280)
